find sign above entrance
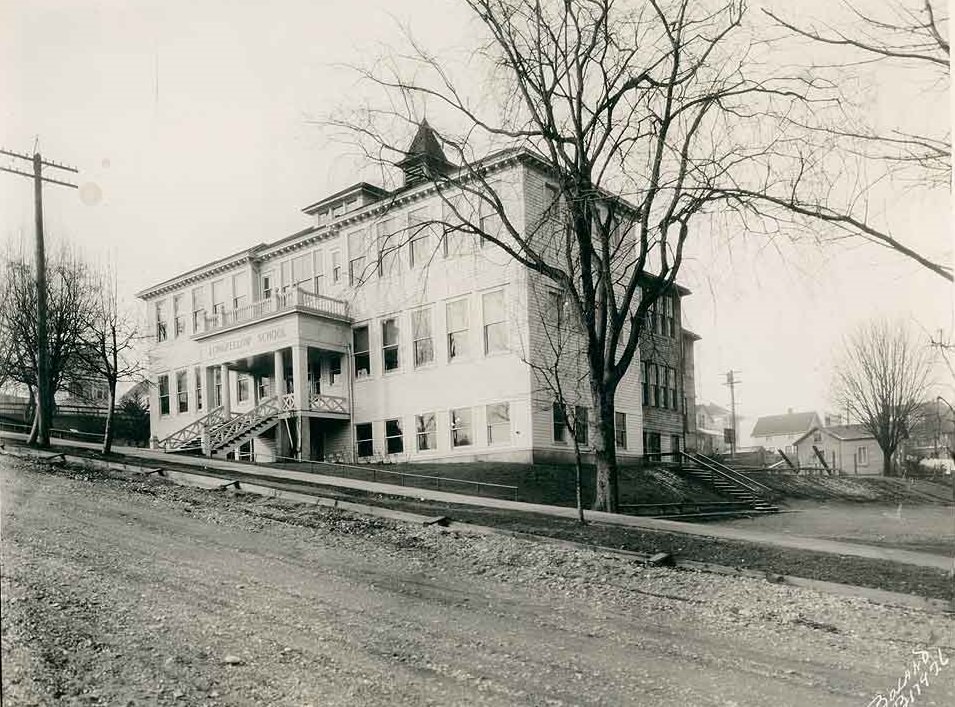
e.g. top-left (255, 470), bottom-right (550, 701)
top-left (205, 325), bottom-right (290, 359)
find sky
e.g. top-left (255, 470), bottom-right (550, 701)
top-left (2, 0), bottom-right (952, 441)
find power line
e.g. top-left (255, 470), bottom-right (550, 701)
top-left (722, 369), bottom-right (741, 457)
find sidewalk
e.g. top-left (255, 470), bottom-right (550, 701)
top-left (5, 432), bottom-right (954, 572)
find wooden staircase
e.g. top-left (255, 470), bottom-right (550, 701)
top-left (678, 452), bottom-right (780, 513)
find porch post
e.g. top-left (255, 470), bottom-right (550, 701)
top-left (291, 345), bottom-right (310, 460)
top-left (274, 349), bottom-right (286, 397)
top-left (220, 364), bottom-right (231, 417)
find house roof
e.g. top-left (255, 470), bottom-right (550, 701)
top-left (698, 402), bottom-right (731, 418)
top-left (751, 411), bottom-right (819, 437)
top-left (794, 423), bottom-right (874, 445)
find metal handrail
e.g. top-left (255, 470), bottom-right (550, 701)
top-left (157, 406), bottom-right (234, 450)
top-left (693, 452), bottom-right (775, 494)
top-left (680, 451), bottom-right (771, 499)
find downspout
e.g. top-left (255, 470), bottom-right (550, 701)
top-left (346, 342), bottom-right (355, 462)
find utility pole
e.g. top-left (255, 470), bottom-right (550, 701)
top-left (723, 369), bottom-right (740, 458)
top-left (1, 146), bottom-right (78, 447)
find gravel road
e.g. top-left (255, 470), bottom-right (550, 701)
top-left (2, 456), bottom-right (953, 706)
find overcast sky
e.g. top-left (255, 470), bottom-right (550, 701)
top-left (2, 0), bottom-right (952, 439)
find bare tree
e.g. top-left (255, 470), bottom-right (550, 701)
top-left (331, 0), bottom-right (825, 511)
top-left (751, 0), bottom-right (951, 281)
top-left (833, 320), bottom-right (933, 476)
top-left (0, 243), bottom-right (95, 445)
top-left (73, 266), bottom-right (146, 455)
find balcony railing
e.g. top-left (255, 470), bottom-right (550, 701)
top-left (199, 288), bottom-right (349, 336)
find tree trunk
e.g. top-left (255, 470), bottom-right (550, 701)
top-left (591, 385), bottom-right (619, 513)
top-left (882, 450), bottom-right (893, 477)
top-left (101, 381), bottom-right (116, 456)
top-left (37, 385), bottom-right (53, 448)
top-left (26, 396), bottom-right (39, 446)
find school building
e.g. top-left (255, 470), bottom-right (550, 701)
top-left (137, 123), bottom-right (699, 465)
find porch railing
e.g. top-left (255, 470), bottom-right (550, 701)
top-left (207, 396), bottom-right (288, 451)
top-left (202, 288), bottom-right (349, 335)
top-left (309, 393), bottom-right (348, 415)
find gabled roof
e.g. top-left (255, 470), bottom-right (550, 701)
top-left (751, 411), bottom-right (820, 437)
top-left (698, 402), bottom-right (731, 418)
top-left (794, 423), bottom-right (874, 446)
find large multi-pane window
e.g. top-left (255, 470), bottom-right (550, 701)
top-left (377, 218), bottom-right (398, 276)
top-left (642, 361), bottom-right (650, 406)
top-left (486, 403), bottom-right (510, 445)
top-left (312, 252), bottom-right (324, 294)
top-left (574, 405), bottom-right (589, 445)
top-left (292, 254), bottom-right (311, 290)
top-left (191, 286), bottom-right (206, 333)
top-left (237, 375), bottom-right (250, 403)
top-left (385, 419), bottom-right (404, 454)
top-left (176, 370), bottom-right (188, 413)
top-left (211, 280), bottom-right (225, 320)
top-left (348, 229), bottom-right (368, 286)
top-left (232, 273), bottom-right (249, 308)
top-left (158, 374), bottom-right (170, 416)
top-left (355, 423), bottom-right (374, 458)
top-left (482, 290), bottom-right (507, 354)
top-left (408, 207), bottom-right (434, 267)
top-left (261, 271), bottom-right (274, 299)
top-left (615, 411), bottom-right (627, 449)
top-left (172, 295), bottom-right (186, 337)
top-left (213, 367), bottom-right (222, 408)
top-left (450, 408), bottom-right (472, 447)
top-left (381, 318), bottom-right (400, 371)
top-left (155, 301), bottom-right (168, 342)
top-left (353, 326), bottom-right (370, 378)
top-left (478, 202), bottom-right (503, 248)
top-left (442, 195), bottom-right (472, 256)
top-left (644, 431), bottom-right (662, 461)
top-left (416, 413), bottom-right (436, 451)
top-left (446, 298), bottom-right (469, 360)
top-left (552, 402), bottom-right (567, 442)
top-left (411, 308), bottom-right (434, 367)
top-left (194, 367), bottom-right (203, 411)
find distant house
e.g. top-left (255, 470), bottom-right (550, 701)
top-left (695, 402), bottom-right (733, 455)
top-left (904, 400), bottom-right (954, 462)
top-left (793, 424), bottom-right (885, 474)
top-left (750, 410), bottom-right (821, 454)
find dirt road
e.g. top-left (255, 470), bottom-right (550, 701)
top-left (2, 457), bottom-right (952, 706)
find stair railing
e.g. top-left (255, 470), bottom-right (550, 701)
top-left (679, 451), bottom-right (770, 500)
top-left (693, 452), bottom-right (775, 495)
top-left (207, 396), bottom-right (286, 451)
top-left (156, 406), bottom-right (235, 451)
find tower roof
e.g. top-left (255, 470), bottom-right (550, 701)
top-left (396, 119), bottom-right (454, 186)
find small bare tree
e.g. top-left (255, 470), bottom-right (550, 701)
top-left (833, 320), bottom-right (933, 476)
top-left (73, 266), bottom-right (146, 455)
top-left (0, 243), bottom-right (94, 445)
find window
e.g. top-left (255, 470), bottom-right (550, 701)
top-left (329, 354), bottom-right (341, 385)
top-left (377, 218), bottom-right (398, 276)
top-left (416, 413), bottom-right (436, 451)
top-left (615, 412), bottom-right (627, 449)
top-left (642, 361), bottom-right (650, 406)
top-left (442, 196), bottom-right (472, 256)
top-left (411, 308), bottom-right (434, 367)
top-left (652, 364), bottom-right (661, 407)
top-left (671, 434), bottom-right (682, 456)
top-left (232, 273), bottom-right (249, 308)
top-left (348, 229), bottom-right (368, 286)
top-left (331, 250), bottom-right (342, 283)
top-left (644, 431), bottom-right (661, 462)
top-left (261, 271), bottom-right (274, 299)
top-left (176, 370), bottom-right (188, 413)
top-left (191, 287), bottom-right (206, 333)
top-left (813, 430), bottom-right (822, 442)
top-left (670, 367), bottom-right (679, 410)
top-left (381, 317), bottom-right (400, 371)
top-left (237, 375), bottom-right (250, 403)
top-left (482, 290), bottom-right (507, 354)
top-left (158, 375), bottom-right (170, 416)
top-left (661, 367), bottom-right (670, 410)
top-left (385, 418), bottom-right (404, 454)
top-left (155, 301), bottom-right (168, 342)
top-left (479, 202), bottom-right (503, 248)
top-left (450, 408), bottom-right (472, 447)
top-left (312, 251), bottom-right (324, 294)
top-left (353, 326), bottom-right (370, 378)
top-left (857, 446), bottom-right (868, 466)
top-left (575, 406), bottom-right (589, 445)
top-left (408, 207), bottom-right (434, 267)
top-left (355, 423), bottom-right (374, 458)
top-left (446, 298), bottom-right (469, 360)
top-left (213, 367), bottom-right (222, 408)
top-left (486, 403), bottom-right (510, 445)
top-left (552, 402), bottom-right (567, 442)
top-left (257, 377), bottom-right (269, 401)
top-left (211, 280), bottom-right (225, 320)
top-left (194, 367), bottom-right (203, 411)
top-left (664, 296), bottom-right (676, 337)
top-left (173, 295), bottom-right (186, 337)
top-left (292, 254), bottom-right (311, 289)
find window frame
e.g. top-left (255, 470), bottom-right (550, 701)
top-left (237, 375), bottom-right (250, 403)
top-left (615, 411), bottom-right (627, 449)
top-left (353, 325), bottom-right (371, 379)
top-left (381, 317), bottom-right (400, 372)
top-left (385, 418), bottom-right (404, 455)
top-left (194, 366), bottom-right (203, 412)
top-left (574, 405), bottom-right (589, 446)
top-left (411, 307), bottom-right (434, 368)
top-left (450, 407), bottom-right (473, 447)
top-left (416, 412), bottom-right (437, 451)
top-left (552, 402), bottom-right (567, 443)
top-left (482, 289), bottom-right (507, 354)
top-left (158, 374), bottom-right (170, 416)
top-left (486, 402), bottom-right (510, 445)
top-left (355, 422), bottom-right (374, 458)
top-left (155, 300), bottom-right (168, 342)
top-left (446, 297), bottom-right (470, 361)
